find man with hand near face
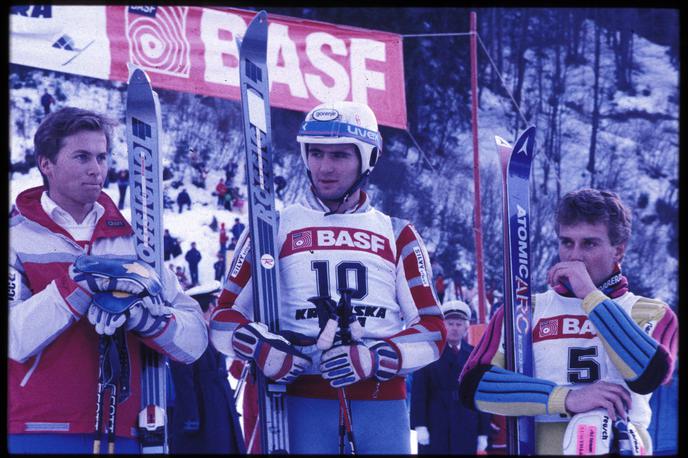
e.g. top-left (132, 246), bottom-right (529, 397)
top-left (459, 188), bottom-right (677, 455)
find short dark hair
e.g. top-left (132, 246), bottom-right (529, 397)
top-left (555, 188), bottom-right (632, 246)
top-left (34, 107), bottom-right (115, 188)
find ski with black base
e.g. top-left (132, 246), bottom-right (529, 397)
top-left (238, 11), bottom-right (289, 454)
top-left (126, 66), bottom-right (168, 454)
top-left (495, 126), bottom-right (536, 456)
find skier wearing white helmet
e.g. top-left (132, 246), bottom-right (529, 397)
top-left (296, 101), bottom-right (382, 214)
top-left (210, 101), bottom-right (447, 453)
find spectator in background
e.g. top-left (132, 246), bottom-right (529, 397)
top-left (435, 273), bottom-right (446, 304)
top-left (176, 265), bottom-right (190, 290)
top-left (274, 175), bottom-right (287, 199)
top-left (185, 241), bottom-right (202, 287)
top-left (430, 255), bottom-right (445, 303)
top-left (168, 284), bottom-right (245, 454)
top-left (189, 147), bottom-right (201, 170)
top-left (196, 167), bottom-right (208, 189)
top-left (105, 167), bottom-right (117, 189)
top-left (223, 191), bottom-right (233, 211)
top-left (225, 237), bottom-right (238, 267)
top-left (215, 178), bottom-right (228, 208)
top-left (213, 252), bottom-right (226, 282)
top-left (163, 165), bottom-right (174, 181)
top-left (444, 269), bottom-right (466, 303)
top-left (230, 187), bottom-right (245, 213)
top-left (219, 222), bottom-right (229, 256)
top-left (411, 301), bottom-right (490, 454)
top-left (116, 169), bottom-right (129, 210)
top-left (177, 188), bottom-right (191, 213)
top-left (230, 218), bottom-right (245, 242)
top-left (164, 229), bottom-right (180, 261)
top-left (225, 161), bottom-right (237, 186)
top-left (430, 255), bottom-right (444, 279)
top-left (40, 89), bottom-right (55, 115)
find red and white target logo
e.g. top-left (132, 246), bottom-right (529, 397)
top-left (126, 6), bottom-right (191, 78)
top-left (538, 319), bottom-right (559, 338)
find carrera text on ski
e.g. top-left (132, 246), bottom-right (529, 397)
top-left (126, 66), bottom-right (168, 454)
top-left (495, 126), bottom-right (537, 455)
top-left (237, 11), bottom-right (290, 454)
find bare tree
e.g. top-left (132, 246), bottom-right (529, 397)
top-left (587, 18), bottom-right (602, 187)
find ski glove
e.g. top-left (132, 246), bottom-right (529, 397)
top-left (231, 322), bottom-right (312, 384)
top-left (70, 255), bottom-right (163, 297)
top-left (319, 340), bottom-right (401, 388)
top-left (415, 426), bottom-right (430, 446)
top-left (88, 293), bottom-right (171, 337)
top-left (562, 408), bottom-right (643, 455)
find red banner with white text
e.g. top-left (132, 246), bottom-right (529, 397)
top-left (10, 5), bottom-right (407, 128)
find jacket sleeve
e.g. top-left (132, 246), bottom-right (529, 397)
top-left (458, 305), bottom-right (571, 418)
top-left (409, 365), bottom-right (430, 428)
top-left (581, 291), bottom-right (677, 394)
top-left (387, 221), bottom-right (447, 375)
top-left (8, 247), bottom-right (87, 363)
top-left (209, 227), bottom-right (253, 357)
top-left (137, 267), bottom-right (208, 364)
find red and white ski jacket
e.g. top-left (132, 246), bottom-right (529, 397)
top-left (8, 186), bottom-right (207, 438)
top-left (210, 190), bottom-right (447, 401)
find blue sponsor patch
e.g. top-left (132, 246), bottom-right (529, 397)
top-left (106, 220), bottom-right (125, 227)
top-left (11, 5), bottom-right (52, 18)
top-left (128, 6), bottom-right (157, 17)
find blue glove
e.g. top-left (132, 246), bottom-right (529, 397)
top-left (70, 255), bottom-right (162, 296)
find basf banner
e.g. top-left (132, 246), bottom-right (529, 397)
top-left (10, 5), bottom-right (407, 129)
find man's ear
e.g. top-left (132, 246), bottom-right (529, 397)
top-left (37, 155), bottom-right (52, 178)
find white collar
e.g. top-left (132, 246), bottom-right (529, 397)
top-left (302, 188), bottom-right (371, 214)
top-left (40, 191), bottom-right (105, 241)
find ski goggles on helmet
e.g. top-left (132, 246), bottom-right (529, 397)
top-left (297, 120), bottom-right (382, 151)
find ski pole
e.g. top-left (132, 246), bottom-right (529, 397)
top-left (233, 361), bottom-right (250, 405)
top-left (247, 412), bottom-right (260, 454)
top-left (336, 288), bottom-right (357, 455)
top-left (338, 386), bottom-right (356, 455)
top-left (93, 336), bottom-right (107, 454)
top-left (106, 382), bottom-right (118, 454)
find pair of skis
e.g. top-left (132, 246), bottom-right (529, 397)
top-left (238, 11), bottom-right (291, 454)
top-left (117, 12), bottom-right (284, 454)
top-left (91, 66), bottom-right (168, 454)
top-left (495, 126), bottom-right (536, 456)
top-left (125, 67), bottom-right (168, 454)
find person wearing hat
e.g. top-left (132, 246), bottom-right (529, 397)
top-left (411, 300), bottom-right (490, 454)
top-left (210, 101), bottom-right (446, 454)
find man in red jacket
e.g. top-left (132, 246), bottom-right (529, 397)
top-left (8, 107), bottom-right (208, 453)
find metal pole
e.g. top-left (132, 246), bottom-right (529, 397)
top-left (470, 11), bottom-right (487, 324)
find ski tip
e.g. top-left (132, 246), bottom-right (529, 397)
top-left (127, 65), bottom-right (150, 85)
top-left (247, 10), bottom-right (268, 32)
top-left (513, 125), bottom-right (537, 157)
top-left (522, 125), bottom-right (537, 139)
top-left (254, 10), bottom-right (268, 24)
top-left (495, 135), bottom-right (510, 148)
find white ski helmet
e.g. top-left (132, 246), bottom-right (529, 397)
top-left (297, 101), bottom-right (382, 176)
